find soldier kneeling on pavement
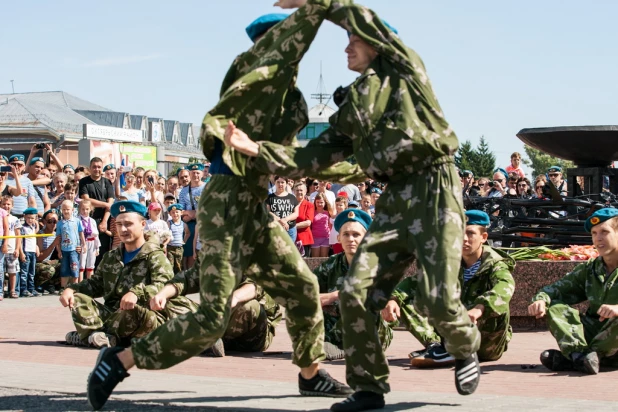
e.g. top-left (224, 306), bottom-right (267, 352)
top-left (529, 208), bottom-right (618, 374)
top-left (149, 252), bottom-right (282, 357)
top-left (59, 201), bottom-right (180, 348)
top-left (383, 210), bottom-right (515, 367)
top-left (313, 208), bottom-right (394, 360)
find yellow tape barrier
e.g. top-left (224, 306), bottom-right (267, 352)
top-left (0, 233), bottom-right (55, 239)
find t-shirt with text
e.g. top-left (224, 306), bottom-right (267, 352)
top-left (266, 193), bottom-right (298, 228)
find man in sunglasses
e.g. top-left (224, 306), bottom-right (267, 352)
top-left (6, 154), bottom-right (37, 218)
top-left (487, 168), bottom-right (509, 198)
top-left (547, 166), bottom-right (567, 196)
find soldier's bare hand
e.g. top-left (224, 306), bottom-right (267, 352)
top-left (598, 304), bottom-right (618, 321)
top-left (467, 305), bottom-right (484, 324)
top-left (273, 0), bottom-right (306, 9)
top-left (60, 288), bottom-right (75, 309)
top-left (381, 300), bottom-right (400, 322)
top-left (150, 294), bottom-right (167, 311)
top-left (120, 291), bottom-right (138, 310)
top-left (320, 291), bottom-right (339, 307)
top-left (528, 300), bottom-right (546, 318)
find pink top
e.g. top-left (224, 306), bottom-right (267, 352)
top-left (505, 165), bottom-right (525, 178)
top-left (312, 211), bottom-right (330, 238)
top-left (0, 208), bottom-right (7, 237)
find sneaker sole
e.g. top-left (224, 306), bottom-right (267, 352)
top-left (411, 357), bottom-right (456, 368)
top-left (299, 389), bottom-right (351, 398)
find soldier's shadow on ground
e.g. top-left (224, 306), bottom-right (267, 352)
top-left (0, 392), bottom-right (459, 411)
top-left (479, 363), bottom-right (608, 376)
top-left (0, 340), bottom-right (77, 348)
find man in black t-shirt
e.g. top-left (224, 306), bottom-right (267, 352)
top-left (79, 157), bottom-right (115, 267)
top-left (266, 176), bottom-right (300, 243)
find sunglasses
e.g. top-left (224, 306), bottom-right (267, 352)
top-left (313, 183), bottom-right (319, 186)
top-left (548, 173), bottom-right (559, 177)
top-left (46, 219), bottom-right (58, 224)
top-left (517, 183), bottom-right (528, 187)
top-left (11, 163), bottom-right (23, 167)
top-left (479, 183), bottom-right (489, 186)
top-left (536, 185), bottom-right (545, 189)
top-left (494, 178), bottom-right (505, 183)
top-left (0, 173), bottom-right (6, 177)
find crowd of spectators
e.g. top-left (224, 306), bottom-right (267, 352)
top-left (0, 144), bottom-right (212, 301)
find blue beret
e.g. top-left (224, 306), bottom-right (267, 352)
top-left (63, 164), bottom-right (75, 171)
top-left (23, 207), bottom-right (39, 216)
top-left (462, 170), bottom-right (474, 177)
top-left (246, 13), bottom-right (288, 43)
top-left (9, 154), bottom-right (25, 163)
top-left (103, 164), bottom-right (115, 172)
top-left (0, 155), bottom-right (8, 162)
top-left (370, 187), bottom-right (382, 195)
top-left (547, 165), bottom-right (562, 173)
top-left (382, 19), bottom-right (398, 35)
top-left (334, 208), bottom-right (372, 232)
top-left (188, 163), bottom-right (204, 171)
top-left (110, 200), bottom-right (147, 218)
top-left (493, 168), bottom-right (508, 180)
top-left (43, 209), bottom-right (58, 219)
top-left (167, 203), bottom-right (185, 212)
top-left (465, 210), bottom-right (490, 227)
top-left (585, 208), bottom-right (618, 232)
top-left (30, 157), bottom-right (45, 165)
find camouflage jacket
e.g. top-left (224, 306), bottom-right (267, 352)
top-left (68, 240), bottom-right (172, 310)
top-left (393, 246), bottom-right (515, 320)
top-left (533, 257), bottom-right (618, 317)
top-left (313, 252), bottom-right (348, 319)
top-left (169, 264), bottom-right (282, 329)
top-left (253, 0), bottom-right (458, 183)
top-left (201, 0), bottom-right (364, 199)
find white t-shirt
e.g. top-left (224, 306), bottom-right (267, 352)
top-left (6, 215), bottom-right (21, 253)
top-left (329, 216), bottom-right (339, 245)
top-left (145, 219), bottom-right (169, 236)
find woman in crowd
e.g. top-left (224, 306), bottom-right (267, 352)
top-left (311, 193), bottom-right (333, 258)
top-left (477, 177), bottom-right (490, 196)
top-left (141, 169), bottom-right (165, 207)
top-left (266, 176), bottom-right (299, 242)
top-left (534, 176), bottom-right (547, 199)
top-left (294, 182), bottom-right (314, 257)
top-left (50, 173), bottom-right (68, 208)
top-left (357, 181), bottom-right (369, 196)
top-left (0, 165), bottom-right (22, 197)
top-left (157, 176), bottom-right (167, 193)
top-left (516, 177), bottom-right (534, 198)
top-left (119, 174), bottom-right (143, 204)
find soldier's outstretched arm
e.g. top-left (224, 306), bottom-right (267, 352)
top-left (532, 262), bottom-right (588, 306)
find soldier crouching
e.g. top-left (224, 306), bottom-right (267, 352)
top-left (59, 201), bottom-right (177, 348)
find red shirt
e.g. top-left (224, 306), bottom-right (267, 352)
top-left (296, 199), bottom-right (314, 246)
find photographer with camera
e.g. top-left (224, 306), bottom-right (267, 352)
top-left (487, 168), bottom-right (509, 198)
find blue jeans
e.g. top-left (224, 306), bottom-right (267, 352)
top-left (61, 250), bottom-right (80, 278)
top-left (0, 250), bottom-right (4, 293)
top-left (19, 251), bottom-right (36, 294)
top-left (287, 226), bottom-right (297, 243)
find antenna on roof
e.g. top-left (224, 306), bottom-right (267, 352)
top-left (311, 62), bottom-right (332, 116)
top-left (10, 80), bottom-right (15, 94)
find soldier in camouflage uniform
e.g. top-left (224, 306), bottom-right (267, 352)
top-left (59, 201), bottom-right (176, 349)
top-left (35, 209), bottom-right (61, 293)
top-left (86, 7), bottom-right (360, 410)
top-left (529, 208), bottom-right (618, 375)
top-left (150, 253), bottom-right (282, 355)
top-left (225, 0), bottom-right (482, 409)
top-left (313, 209), bottom-right (393, 360)
top-left (384, 210), bottom-right (515, 368)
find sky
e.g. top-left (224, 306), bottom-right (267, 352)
top-left (3, 0), bottom-right (618, 175)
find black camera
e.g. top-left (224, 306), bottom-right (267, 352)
top-left (487, 181), bottom-right (495, 188)
top-left (35, 143), bottom-right (46, 149)
top-left (148, 176), bottom-right (155, 185)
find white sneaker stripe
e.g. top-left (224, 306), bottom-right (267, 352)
top-left (94, 370), bottom-right (106, 381)
top-left (322, 382), bottom-right (333, 392)
top-left (459, 373), bottom-right (479, 385)
top-left (97, 366), bottom-right (109, 377)
top-left (457, 362), bottom-right (477, 376)
top-left (314, 381), bottom-right (325, 391)
top-left (458, 368), bottom-right (477, 381)
top-left (100, 361), bottom-right (112, 372)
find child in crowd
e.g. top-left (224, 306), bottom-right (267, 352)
top-left (311, 193), bottom-right (333, 258)
top-left (330, 196), bottom-right (348, 255)
top-left (19, 207), bottom-right (40, 297)
top-left (78, 200), bottom-right (99, 281)
top-left (53, 200), bottom-right (85, 289)
top-left (0, 201), bottom-right (8, 301)
top-left (162, 193), bottom-right (176, 221)
top-left (370, 187), bottom-right (382, 214)
top-left (145, 202), bottom-right (171, 250)
top-left (61, 182), bottom-right (80, 218)
top-left (167, 203), bottom-right (189, 274)
top-left (1, 196), bottom-right (22, 299)
top-left (506, 152), bottom-right (526, 179)
top-left (361, 194), bottom-right (374, 216)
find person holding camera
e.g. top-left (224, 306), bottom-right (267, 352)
top-left (487, 169), bottom-right (509, 198)
top-left (78, 157), bottom-right (115, 268)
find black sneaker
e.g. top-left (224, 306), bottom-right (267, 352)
top-left (20, 290), bottom-right (32, 298)
top-left (454, 352), bottom-right (480, 395)
top-left (87, 346), bottom-right (130, 410)
top-left (540, 349), bottom-right (574, 371)
top-left (330, 391), bottom-right (385, 412)
top-left (411, 343), bottom-right (455, 368)
top-left (299, 369), bottom-right (354, 398)
top-left (324, 342), bottom-right (345, 361)
top-left (573, 351), bottom-right (599, 375)
top-left (31, 290), bottom-right (41, 297)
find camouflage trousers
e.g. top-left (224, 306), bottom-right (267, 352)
top-left (547, 303), bottom-right (618, 364)
top-left (324, 312), bottom-right (393, 352)
top-left (339, 165), bottom-right (481, 394)
top-left (167, 246), bottom-right (184, 274)
top-left (131, 175), bottom-right (325, 369)
top-left (71, 293), bottom-right (166, 343)
top-left (35, 260), bottom-right (61, 288)
top-left (400, 302), bottom-right (511, 362)
top-left (223, 299), bottom-right (275, 352)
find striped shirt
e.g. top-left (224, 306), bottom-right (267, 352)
top-left (169, 221), bottom-right (185, 246)
top-left (463, 259), bottom-right (482, 283)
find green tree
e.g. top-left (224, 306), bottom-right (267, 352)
top-left (522, 145), bottom-right (575, 179)
top-left (454, 140), bottom-right (476, 173)
top-left (473, 136), bottom-right (496, 178)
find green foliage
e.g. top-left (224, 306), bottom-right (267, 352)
top-left (454, 136), bottom-right (496, 178)
top-left (522, 145), bottom-right (575, 179)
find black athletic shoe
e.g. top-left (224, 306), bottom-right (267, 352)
top-left (87, 346), bottom-right (130, 410)
top-left (573, 351), bottom-right (600, 375)
top-left (454, 352), bottom-right (480, 395)
top-left (299, 369), bottom-right (354, 397)
top-left (540, 349), bottom-right (574, 371)
top-left (411, 343), bottom-right (455, 368)
top-left (324, 342), bottom-right (346, 361)
top-left (330, 391), bottom-right (385, 412)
